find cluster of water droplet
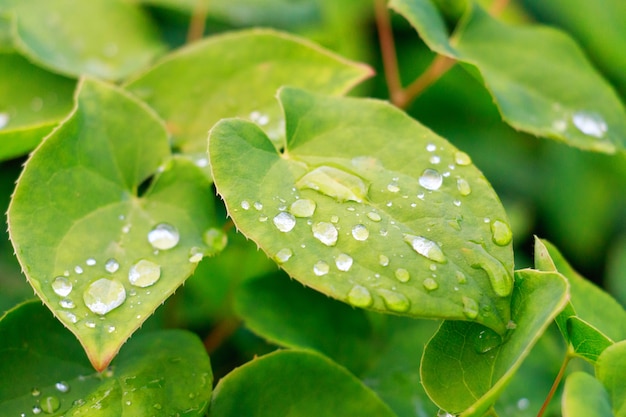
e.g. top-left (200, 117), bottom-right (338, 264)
top-left (25, 381), bottom-right (71, 415)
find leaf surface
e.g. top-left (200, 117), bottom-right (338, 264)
top-left (562, 372), bottom-right (613, 417)
top-left (566, 317), bottom-right (613, 363)
top-left (596, 341), bottom-right (626, 417)
top-left (8, 78), bottom-right (217, 370)
top-left (209, 87), bottom-right (515, 333)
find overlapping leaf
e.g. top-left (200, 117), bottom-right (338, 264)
top-left (7, 78), bottom-right (217, 370)
top-left (596, 341), bottom-right (626, 417)
top-left (562, 372), bottom-right (613, 417)
top-left (210, 87), bottom-right (515, 333)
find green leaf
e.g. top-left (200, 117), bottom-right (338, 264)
top-left (0, 0), bottom-right (166, 80)
top-left (420, 269), bottom-right (568, 415)
top-left (596, 341), bottom-right (626, 417)
top-left (7, 78), bottom-right (217, 370)
top-left (125, 29), bottom-right (373, 155)
top-left (0, 300), bottom-right (212, 416)
top-left (209, 349), bottom-right (397, 417)
top-left (562, 372), bottom-right (613, 417)
top-left (389, 0), bottom-right (626, 153)
top-left (606, 234), bottom-right (626, 307)
top-left (209, 87), bottom-right (515, 333)
top-left (567, 317), bottom-right (614, 363)
top-left (0, 52), bottom-right (75, 161)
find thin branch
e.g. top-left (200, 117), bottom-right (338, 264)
top-left (397, 54), bottom-right (456, 108)
top-left (203, 317), bottom-right (241, 353)
top-left (537, 354), bottom-right (571, 417)
top-left (187, 0), bottom-right (209, 43)
top-left (374, 0), bottom-right (404, 105)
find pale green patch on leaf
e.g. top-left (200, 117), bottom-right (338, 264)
top-left (389, 0), bottom-right (626, 153)
top-left (596, 341), bottom-right (626, 417)
top-left (7, 78), bottom-right (217, 370)
top-left (125, 29), bottom-right (372, 156)
top-left (0, 0), bottom-right (166, 80)
top-left (0, 300), bottom-right (212, 416)
top-left (209, 87), bottom-right (515, 333)
top-left (420, 269), bottom-right (568, 415)
top-left (562, 372), bottom-right (613, 417)
top-left (209, 349), bottom-right (397, 417)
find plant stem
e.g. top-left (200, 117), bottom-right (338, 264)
top-left (374, 0), bottom-right (404, 105)
top-left (398, 54), bottom-right (456, 108)
top-left (536, 354), bottom-right (571, 417)
top-left (489, 0), bottom-right (510, 16)
top-left (204, 317), bottom-right (241, 353)
top-left (187, 0), bottom-right (209, 43)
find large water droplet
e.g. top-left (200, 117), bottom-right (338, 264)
top-left (274, 248), bottom-right (293, 264)
top-left (129, 259), bottom-right (161, 288)
top-left (468, 244), bottom-right (513, 297)
top-left (147, 223), bottom-right (180, 250)
top-left (55, 381), bottom-right (70, 393)
top-left (572, 111), bottom-right (608, 138)
top-left (39, 395), bottom-right (60, 413)
top-left (403, 234), bottom-right (446, 263)
top-left (296, 165), bottom-right (368, 203)
top-left (313, 260), bottom-right (329, 276)
top-left (312, 222), bottom-right (338, 246)
top-left (289, 199), bottom-right (316, 217)
top-left (423, 278), bottom-right (438, 291)
top-left (462, 296), bottom-right (479, 319)
top-left (203, 227), bottom-right (228, 254)
top-left (351, 224), bottom-right (369, 241)
top-left (105, 258), bottom-right (120, 274)
top-left (456, 178), bottom-right (471, 196)
top-left (83, 278), bottom-right (126, 315)
top-left (491, 220), bottom-right (512, 246)
top-left (378, 289), bottom-right (410, 312)
top-left (379, 254), bottom-right (390, 266)
top-left (419, 169), bottom-right (443, 191)
top-left (52, 276), bottom-right (72, 297)
top-left (273, 212), bottom-right (296, 232)
top-left (347, 285), bottom-right (373, 307)
top-left (454, 151), bottom-right (472, 166)
top-left (335, 253), bottom-right (353, 271)
top-left (474, 328), bottom-right (503, 353)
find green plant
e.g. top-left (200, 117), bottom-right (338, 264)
top-left (1, 0), bottom-right (625, 416)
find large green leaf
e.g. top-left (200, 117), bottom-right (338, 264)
top-left (420, 269), bottom-right (568, 415)
top-left (209, 349), bottom-right (397, 417)
top-left (0, 52), bottom-right (75, 161)
top-left (125, 29), bottom-right (372, 156)
top-left (596, 341), bottom-right (626, 417)
top-left (0, 0), bottom-right (166, 80)
top-left (7, 78), bottom-right (217, 370)
top-left (562, 372), bottom-right (613, 417)
top-left (209, 87), bottom-right (515, 333)
top-left (390, 0), bottom-right (626, 153)
top-left (0, 300), bottom-right (212, 416)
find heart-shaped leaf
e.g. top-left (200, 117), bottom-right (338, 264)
top-left (7, 78), bottom-right (217, 370)
top-left (596, 341), bottom-right (626, 417)
top-left (562, 372), bottom-right (614, 417)
top-left (0, 300), bottom-right (212, 416)
top-left (210, 87), bottom-right (515, 333)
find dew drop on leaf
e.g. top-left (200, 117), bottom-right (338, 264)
top-left (454, 151), bottom-right (472, 166)
top-left (490, 220), bottom-right (513, 246)
top-left (32, 405), bottom-right (42, 415)
top-left (128, 259), bottom-right (161, 288)
top-left (429, 155), bottom-right (441, 164)
top-left (188, 247), bottom-right (204, 263)
top-left (274, 248), bottom-right (293, 264)
top-left (289, 199), bottom-right (316, 217)
top-left (379, 254), bottom-right (389, 267)
top-left (74, 265), bottom-right (84, 274)
top-left (377, 289), bottom-right (410, 312)
top-left (296, 165), bottom-right (368, 203)
top-left (367, 212), bottom-right (381, 222)
top-left (253, 201), bottom-right (263, 210)
top-left (0, 112), bottom-right (9, 130)
top-left (387, 181), bottom-right (400, 193)
top-left (86, 258), bottom-right (96, 266)
top-left (462, 296), bottom-right (479, 319)
top-left (426, 143), bottom-right (436, 152)
top-left (351, 224), bottom-right (369, 241)
top-left (474, 328), bottom-right (503, 353)
top-left (312, 222), bottom-right (338, 246)
top-left (83, 278), bottom-right (126, 315)
top-left (55, 381), bottom-right (70, 393)
top-left (403, 234), bottom-right (446, 263)
top-left (273, 212), bottom-right (296, 232)
top-left (147, 223), bottom-right (180, 250)
top-left (419, 169), bottom-right (443, 191)
top-left (313, 260), bottom-right (329, 276)
top-left (104, 258), bottom-right (120, 273)
top-left (51, 276), bottom-right (73, 297)
top-left (423, 277), bottom-right (439, 291)
top-left (456, 178), bottom-right (471, 196)
top-left (203, 227), bottom-right (228, 254)
top-left (330, 215), bottom-right (339, 224)
top-left (468, 244), bottom-right (513, 297)
top-left (347, 285), bottom-right (373, 307)
top-left (456, 270), bottom-right (467, 284)
top-left (572, 111), bottom-right (608, 138)
top-left (31, 388), bottom-right (40, 397)
top-left (241, 200), bottom-right (250, 210)
top-left (335, 253), bottom-right (353, 271)
top-left (85, 320), bottom-right (96, 328)
top-left (394, 268), bottom-right (410, 283)
top-left (59, 311), bottom-right (77, 323)
top-left (59, 299), bottom-right (75, 309)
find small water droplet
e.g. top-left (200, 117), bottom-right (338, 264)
top-left (454, 151), bottom-right (472, 166)
top-left (474, 328), bottom-right (503, 353)
top-left (330, 215), bottom-right (339, 224)
top-left (335, 254), bottom-right (353, 271)
top-left (394, 268), bottom-right (410, 282)
top-left (456, 271), bottom-right (467, 284)
top-left (59, 299), bottom-right (75, 309)
top-left (86, 258), bottom-right (96, 266)
top-left (462, 296), bottom-right (479, 319)
top-left (203, 227), bottom-right (228, 254)
top-left (347, 285), bottom-right (373, 307)
top-left (296, 166), bottom-right (368, 203)
top-left (148, 223), bottom-right (180, 250)
top-left (104, 258), bottom-right (120, 273)
top-left (129, 259), bottom-right (161, 288)
top-left (572, 111), bottom-right (607, 138)
top-left (259, 215), bottom-right (268, 222)
top-left (55, 381), bottom-right (70, 393)
top-left (122, 224), bottom-right (131, 234)
top-left (32, 405), bottom-right (42, 415)
top-left (387, 181), bottom-right (400, 193)
top-left (273, 212), bottom-right (296, 232)
top-left (195, 157), bottom-right (209, 168)
top-left (378, 289), bottom-right (410, 312)
top-left (403, 234), bottom-right (446, 263)
top-left (491, 220), bottom-right (512, 246)
top-left (289, 199), bottom-right (316, 217)
top-left (85, 320), bottom-right (96, 328)
top-left (32, 388), bottom-right (41, 397)
top-left (456, 178), bottom-right (471, 196)
top-left (0, 112), bottom-right (10, 130)
top-left (253, 201), bottom-right (263, 210)
top-left (74, 265), bottom-right (84, 274)
top-left (429, 155), bottom-right (441, 164)
top-left (419, 169), bottom-right (443, 191)
top-left (52, 276), bottom-right (72, 297)
top-left (107, 325), bottom-right (116, 333)
top-left (188, 247), bottom-right (204, 263)
top-left (426, 143), bottom-right (436, 152)
top-left (351, 224), bottom-right (369, 241)
top-left (517, 398), bottom-right (530, 410)
top-left (313, 260), bottom-right (329, 276)
top-left (423, 277), bottom-right (438, 291)
top-left (241, 200), bottom-right (250, 210)
top-left (379, 254), bottom-right (390, 266)
top-left (83, 278), bottom-right (126, 315)
top-left (274, 248), bottom-right (293, 264)
top-left (249, 110), bottom-right (269, 126)
top-left (312, 222), bottom-right (338, 246)
top-left (453, 199), bottom-right (461, 207)
top-left (60, 311), bottom-right (77, 323)
top-left (367, 212), bottom-right (381, 222)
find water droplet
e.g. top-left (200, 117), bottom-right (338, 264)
top-left (85, 320), bottom-right (96, 328)
top-left (122, 224), bottom-right (131, 234)
top-left (456, 271), bottom-right (467, 284)
top-left (259, 215), bottom-right (268, 222)
top-left (86, 258), bottom-right (96, 266)
top-left (469, 244), bottom-right (513, 297)
top-left (572, 111), bottom-right (607, 138)
top-left (313, 260), bottom-right (329, 276)
top-left (378, 289), bottom-right (410, 312)
top-left (423, 277), bottom-right (438, 291)
top-left (474, 328), bottom-right (503, 353)
top-left (289, 199), bottom-right (316, 217)
top-left (330, 215), bottom-right (339, 223)
top-left (379, 254), bottom-right (390, 266)
top-left (59, 299), bottom-right (75, 309)
top-left (462, 296), bottom-right (479, 319)
top-left (517, 398), bottom-right (530, 410)
top-left (491, 220), bottom-right (512, 246)
top-left (129, 259), bottom-right (161, 288)
top-left (453, 199), bottom-right (461, 207)
top-left (419, 169), bottom-right (443, 191)
top-left (60, 311), bottom-right (77, 323)
top-left (74, 265), bottom-right (83, 274)
top-left (351, 224), bottom-right (369, 241)
top-left (188, 247), bottom-right (204, 263)
top-left (387, 181), bottom-right (400, 193)
top-left (107, 325), bottom-right (116, 333)
top-left (456, 178), bottom-right (471, 196)
top-left (105, 258), bottom-right (120, 273)
top-left (394, 268), bottom-right (410, 282)
top-left (32, 388), bottom-right (41, 397)
top-left (296, 166), bottom-right (368, 203)
top-left (52, 276), bottom-right (72, 297)
top-left (437, 410), bottom-right (455, 417)
top-left (148, 223), bottom-right (180, 250)
top-left (249, 110), bottom-right (269, 126)
top-left (55, 381), bottom-right (70, 393)
top-left (241, 200), bottom-right (250, 210)
top-left (195, 157), bottom-right (209, 168)
top-left (83, 278), bottom-right (126, 315)
top-left (274, 248), bottom-right (293, 264)
top-left (426, 143), bottom-right (436, 152)
top-left (367, 212), bottom-right (381, 222)
top-left (312, 222), bottom-right (338, 246)
top-left (403, 234), bottom-right (446, 263)
top-left (429, 155), bottom-right (441, 164)
top-left (454, 151), bottom-right (472, 165)
top-left (347, 285), bottom-right (373, 307)
top-left (273, 212), bottom-right (296, 232)
top-left (335, 254), bottom-right (353, 271)
top-left (32, 405), bottom-right (42, 415)
top-left (203, 227), bottom-right (228, 254)
top-left (0, 112), bottom-right (9, 130)
top-left (253, 201), bottom-right (263, 210)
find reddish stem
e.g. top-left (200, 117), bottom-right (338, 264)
top-left (537, 354), bottom-right (571, 417)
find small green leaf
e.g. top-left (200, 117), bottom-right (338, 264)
top-left (0, 52), bottom-right (75, 160)
top-left (0, 0), bottom-right (166, 80)
top-left (125, 29), bottom-right (372, 155)
top-left (389, 0), bottom-right (626, 153)
top-left (567, 317), bottom-right (614, 363)
top-left (209, 87), bottom-right (515, 333)
top-left (562, 372), bottom-right (613, 417)
top-left (0, 300), bottom-right (212, 416)
top-left (209, 349), bottom-right (397, 417)
top-left (8, 78), bottom-right (216, 370)
top-left (420, 269), bottom-right (568, 415)
top-left (596, 341), bottom-right (626, 417)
